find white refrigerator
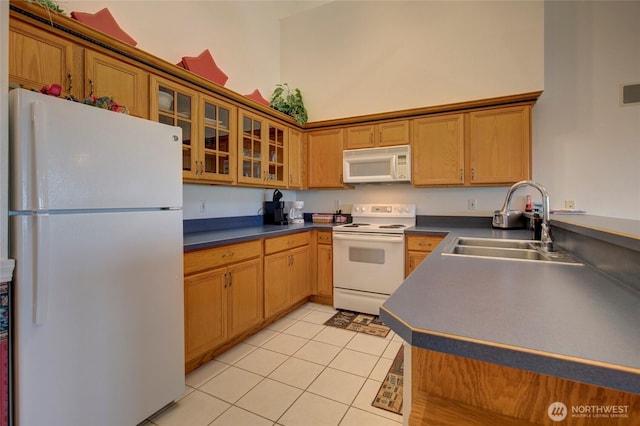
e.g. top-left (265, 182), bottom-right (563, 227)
top-left (8, 89), bottom-right (185, 426)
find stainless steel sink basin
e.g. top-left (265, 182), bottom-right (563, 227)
top-left (455, 237), bottom-right (541, 250)
top-left (443, 237), bottom-right (582, 265)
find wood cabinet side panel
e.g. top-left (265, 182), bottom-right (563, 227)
top-left (412, 347), bottom-right (639, 425)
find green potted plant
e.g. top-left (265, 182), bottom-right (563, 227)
top-left (269, 83), bottom-right (308, 124)
top-left (28, 0), bottom-right (65, 14)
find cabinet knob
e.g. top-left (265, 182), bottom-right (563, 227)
top-left (88, 78), bottom-right (94, 96)
top-left (419, 242), bottom-right (432, 247)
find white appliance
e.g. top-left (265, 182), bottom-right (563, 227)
top-left (343, 145), bottom-right (411, 184)
top-left (8, 89), bottom-right (185, 426)
top-left (333, 203), bottom-right (416, 315)
top-left (289, 200), bottom-right (304, 224)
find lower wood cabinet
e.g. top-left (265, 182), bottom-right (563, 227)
top-left (264, 232), bottom-right (311, 318)
top-left (405, 234), bottom-right (445, 277)
top-left (183, 240), bottom-right (263, 372)
top-left (315, 231), bottom-right (333, 298)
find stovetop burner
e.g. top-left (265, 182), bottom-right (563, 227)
top-left (333, 203), bottom-right (416, 234)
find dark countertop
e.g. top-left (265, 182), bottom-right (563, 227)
top-left (183, 222), bottom-right (334, 251)
top-left (381, 219), bottom-right (640, 394)
top-left (182, 214), bottom-right (640, 394)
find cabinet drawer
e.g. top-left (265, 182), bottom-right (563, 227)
top-left (406, 235), bottom-right (444, 252)
top-left (317, 231), bottom-right (332, 245)
top-left (184, 240), bottom-right (262, 275)
top-left (265, 232), bottom-right (310, 255)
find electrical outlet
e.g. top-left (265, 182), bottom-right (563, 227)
top-left (200, 200), bottom-right (207, 213)
top-left (468, 199), bottom-right (477, 211)
top-left (564, 200), bottom-right (575, 209)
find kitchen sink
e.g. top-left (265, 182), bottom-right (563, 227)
top-left (455, 237), bottom-right (542, 250)
top-left (443, 237), bottom-right (582, 265)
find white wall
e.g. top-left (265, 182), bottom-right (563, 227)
top-left (533, 1), bottom-right (640, 219)
top-left (1, 0), bottom-right (9, 259)
top-left (25, 1), bottom-right (638, 221)
top-left (66, 0), bottom-right (290, 97)
top-left (183, 184), bottom-right (299, 220)
top-left (280, 0), bottom-right (544, 121)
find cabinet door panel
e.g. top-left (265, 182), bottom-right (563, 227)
top-left (346, 125), bottom-right (374, 149)
top-left (9, 22), bottom-right (75, 94)
top-left (238, 110), bottom-right (266, 185)
top-left (406, 251), bottom-right (429, 277)
top-left (378, 120), bottom-right (410, 147)
top-left (201, 94), bottom-right (237, 183)
top-left (85, 50), bottom-right (149, 118)
top-left (184, 269), bottom-right (226, 362)
top-left (468, 106), bottom-right (531, 184)
top-left (412, 114), bottom-right (465, 185)
top-left (266, 121), bottom-right (288, 187)
top-left (264, 252), bottom-right (291, 317)
top-left (288, 128), bottom-right (304, 189)
top-left (307, 129), bottom-right (345, 188)
top-left (151, 76), bottom-right (199, 180)
top-left (317, 244), bottom-right (333, 296)
top-left (227, 258), bottom-right (263, 338)
top-left (289, 246), bottom-right (310, 303)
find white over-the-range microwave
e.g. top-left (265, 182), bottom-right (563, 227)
top-left (343, 145), bottom-right (411, 183)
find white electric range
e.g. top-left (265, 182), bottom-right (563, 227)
top-left (332, 203), bottom-right (416, 315)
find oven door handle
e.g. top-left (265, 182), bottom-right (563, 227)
top-left (333, 233), bottom-right (404, 243)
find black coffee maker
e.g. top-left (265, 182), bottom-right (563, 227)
top-left (264, 189), bottom-right (287, 225)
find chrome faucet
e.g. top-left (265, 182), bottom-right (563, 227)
top-left (493, 180), bottom-right (553, 251)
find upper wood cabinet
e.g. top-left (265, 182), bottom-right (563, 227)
top-left (412, 114), bottom-right (465, 186)
top-left (345, 120), bottom-right (410, 149)
top-left (8, 20), bottom-right (77, 96)
top-left (9, 20), bottom-right (148, 118)
top-left (412, 105), bottom-right (531, 186)
top-left (151, 76), bottom-right (200, 181)
top-left (85, 50), bottom-right (149, 118)
top-left (307, 128), bottom-right (345, 189)
top-left (237, 109), bottom-right (288, 188)
top-left (468, 105), bottom-right (531, 185)
top-left (199, 94), bottom-right (237, 183)
top-left (288, 128), bottom-right (304, 189)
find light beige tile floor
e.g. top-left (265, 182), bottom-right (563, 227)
top-left (146, 302), bottom-right (403, 426)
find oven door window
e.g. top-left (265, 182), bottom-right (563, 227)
top-left (349, 246), bottom-right (385, 264)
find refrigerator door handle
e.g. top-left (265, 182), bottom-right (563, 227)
top-left (34, 214), bottom-right (50, 325)
top-left (31, 101), bottom-right (50, 211)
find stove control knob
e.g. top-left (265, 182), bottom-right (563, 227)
top-left (386, 206), bottom-right (392, 212)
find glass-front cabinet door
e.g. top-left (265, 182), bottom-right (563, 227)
top-left (237, 110), bottom-right (266, 185)
top-left (266, 121), bottom-right (288, 187)
top-left (201, 94), bottom-right (236, 183)
top-left (151, 76), bottom-right (199, 180)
